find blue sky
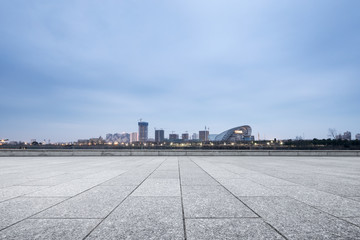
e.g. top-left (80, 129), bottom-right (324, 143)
top-left (1, 0), bottom-right (360, 142)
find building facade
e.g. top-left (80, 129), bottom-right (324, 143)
top-left (138, 121), bottom-right (148, 142)
top-left (130, 132), bottom-right (138, 143)
top-left (155, 129), bottom-right (165, 142)
top-left (182, 133), bottom-right (189, 141)
top-left (169, 134), bottom-right (179, 141)
top-left (343, 131), bottom-right (351, 140)
top-left (356, 133), bottom-right (360, 140)
top-left (199, 131), bottom-right (209, 141)
top-left (214, 125), bottom-right (254, 142)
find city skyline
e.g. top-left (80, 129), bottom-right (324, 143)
top-left (1, 1), bottom-right (360, 142)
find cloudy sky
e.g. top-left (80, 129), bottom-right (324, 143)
top-left (1, 0), bottom-right (359, 142)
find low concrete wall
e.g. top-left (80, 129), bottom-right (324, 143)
top-left (0, 149), bottom-right (360, 157)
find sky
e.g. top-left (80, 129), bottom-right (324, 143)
top-left (1, 0), bottom-right (360, 142)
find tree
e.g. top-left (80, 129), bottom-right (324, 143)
top-left (328, 128), bottom-right (337, 139)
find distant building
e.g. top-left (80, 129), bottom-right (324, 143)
top-left (169, 134), bottom-right (179, 141)
top-left (130, 132), bottom-right (138, 143)
top-left (192, 133), bottom-right (198, 140)
top-left (356, 133), bottom-right (360, 140)
top-left (182, 133), bottom-right (189, 141)
top-left (337, 131), bottom-right (352, 140)
top-left (199, 131), bottom-right (209, 141)
top-left (214, 125), bottom-right (254, 142)
top-left (155, 129), bottom-right (165, 142)
top-left (77, 139), bottom-right (90, 145)
top-left (208, 134), bottom-right (218, 141)
top-left (89, 137), bottom-right (104, 145)
top-left (106, 134), bottom-right (113, 142)
top-left (106, 133), bottom-right (130, 143)
top-left (138, 121), bottom-right (148, 142)
top-left (343, 131), bottom-right (351, 140)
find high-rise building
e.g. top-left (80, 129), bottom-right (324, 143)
top-left (138, 121), bottom-right (148, 142)
top-left (192, 133), bottom-right (198, 140)
top-left (182, 133), bottom-right (189, 141)
top-left (155, 129), bottom-right (165, 142)
top-left (343, 131), bottom-right (351, 140)
top-left (199, 130), bottom-right (209, 141)
top-left (356, 133), bottom-right (360, 140)
top-left (169, 134), bottom-right (179, 141)
top-left (130, 132), bottom-right (138, 143)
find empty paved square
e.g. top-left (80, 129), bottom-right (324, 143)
top-left (0, 156), bottom-right (360, 239)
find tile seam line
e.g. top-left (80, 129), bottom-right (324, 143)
top-left (203, 159), bottom-right (359, 209)
top-left (285, 197), bottom-right (360, 229)
top-left (82, 157), bottom-right (168, 240)
top-left (178, 157), bottom-right (187, 240)
top-left (0, 157), bottom-right (161, 233)
top-left (189, 157), bottom-right (289, 240)
top-left (209, 160), bottom-right (360, 229)
top-left (215, 159), bottom-right (360, 197)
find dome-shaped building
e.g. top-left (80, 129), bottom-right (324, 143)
top-left (214, 125), bottom-right (253, 142)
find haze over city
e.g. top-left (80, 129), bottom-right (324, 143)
top-left (1, 1), bottom-right (360, 142)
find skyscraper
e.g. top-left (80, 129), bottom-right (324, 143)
top-left (199, 130), bottom-right (209, 141)
top-left (169, 134), bottom-right (179, 141)
top-left (182, 133), bottom-right (189, 141)
top-left (356, 133), bottom-right (360, 140)
top-left (130, 132), bottom-right (138, 143)
top-left (155, 129), bottom-right (165, 142)
top-left (138, 121), bottom-right (148, 142)
top-left (343, 131), bottom-right (351, 140)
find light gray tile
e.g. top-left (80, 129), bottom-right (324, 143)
top-left (26, 179), bottom-right (102, 197)
top-left (182, 186), bottom-right (256, 218)
top-left (86, 196), bottom-right (184, 240)
top-left (218, 179), bottom-right (280, 196)
top-left (0, 197), bottom-right (65, 230)
top-left (0, 219), bottom-right (100, 240)
top-left (0, 186), bottom-right (48, 202)
top-left (242, 196), bottom-right (360, 239)
top-left (34, 186), bottom-right (134, 218)
top-left (271, 185), bottom-right (360, 217)
top-left (132, 179), bottom-right (180, 196)
top-left (149, 170), bottom-right (179, 179)
top-left (186, 218), bottom-right (284, 240)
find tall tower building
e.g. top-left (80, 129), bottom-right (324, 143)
top-left (356, 133), bottom-right (360, 140)
top-left (169, 134), bottom-right (179, 141)
top-left (130, 132), bottom-right (138, 143)
top-left (199, 130), bottom-right (209, 142)
top-left (138, 121), bottom-right (148, 142)
top-left (182, 133), bottom-right (189, 141)
top-left (155, 129), bottom-right (165, 142)
top-left (343, 131), bottom-right (351, 140)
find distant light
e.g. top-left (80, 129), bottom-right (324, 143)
top-left (267, 142), bottom-right (270, 145)
top-left (234, 130), bottom-right (243, 134)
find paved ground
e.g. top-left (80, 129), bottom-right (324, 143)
top-left (0, 156), bottom-right (360, 239)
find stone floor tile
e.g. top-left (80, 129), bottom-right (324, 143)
top-left (0, 197), bottom-right (65, 230)
top-left (0, 219), bottom-right (100, 240)
top-left (182, 186), bottom-right (256, 218)
top-left (33, 186), bottom-right (134, 218)
top-left (242, 196), bottom-right (360, 239)
top-left (86, 196), bottom-right (184, 240)
top-left (132, 179), bottom-right (180, 196)
top-left (186, 218), bottom-right (284, 240)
